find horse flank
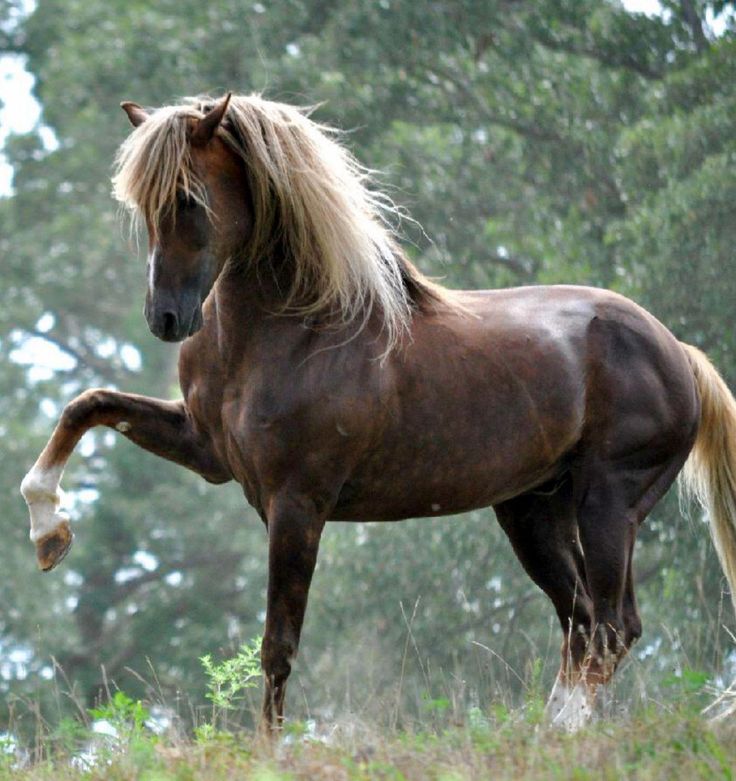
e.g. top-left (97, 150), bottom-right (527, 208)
top-left (112, 94), bottom-right (451, 351)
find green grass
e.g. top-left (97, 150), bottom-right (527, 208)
top-left (2, 703), bottom-right (734, 780)
top-left (2, 645), bottom-right (734, 779)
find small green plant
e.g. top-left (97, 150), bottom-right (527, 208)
top-left (663, 667), bottom-right (709, 695)
top-left (200, 636), bottom-right (262, 718)
top-left (523, 657), bottom-right (546, 725)
top-left (282, 719), bottom-right (310, 741)
top-left (193, 722), bottom-right (237, 745)
top-left (420, 690), bottom-right (451, 714)
top-left (88, 690), bottom-right (150, 740)
top-left (663, 667), bottom-right (711, 713)
top-left (49, 716), bottom-right (89, 756)
top-left (0, 733), bottom-right (19, 771)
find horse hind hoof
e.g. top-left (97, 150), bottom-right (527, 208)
top-left (35, 520), bottom-right (74, 572)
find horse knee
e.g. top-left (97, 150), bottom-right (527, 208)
top-left (62, 389), bottom-right (107, 428)
top-left (261, 635), bottom-right (295, 684)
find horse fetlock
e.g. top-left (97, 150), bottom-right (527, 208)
top-left (624, 613), bottom-right (643, 646)
top-left (21, 465), bottom-right (63, 508)
top-left (584, 625), bottom-right (627, 684)
top-left (566, 622), bottom-right (592, 656)
top-left (261, 636), bottom-right (295, 682)
top-left (598, 621), bottom-right (628, 662)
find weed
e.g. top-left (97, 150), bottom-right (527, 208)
top-left (88, 690), bottom-right (150, 742)
top-left (200, 636), bottom-right (262, 712)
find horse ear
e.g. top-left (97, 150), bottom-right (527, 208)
top-left (120, 101), bottom-right (149, 128)
top-left (191, 93), bottom-right (232, 146)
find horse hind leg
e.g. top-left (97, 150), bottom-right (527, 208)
top-left (621, 537), bottom-right (643, 651)
top-left (572, 445), bottom-right (691, 699)
top-left (494, 476), bottom-right (596, 730)
top-left (573, 479), bottom-right (632, 689)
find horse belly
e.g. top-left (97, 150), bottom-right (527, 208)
top-left (332, 368), bottom-right (584, 521)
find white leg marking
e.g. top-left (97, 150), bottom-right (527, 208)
top-left (20, 464), bottom-right (69, 542)
top-left (546, 674), bottom-right (593, 731)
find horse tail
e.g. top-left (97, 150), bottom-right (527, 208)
top-left (679, 342), bottom-right (736, 616)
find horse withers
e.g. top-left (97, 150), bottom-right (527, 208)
top-left (21, 93), bottom-right (736, 731)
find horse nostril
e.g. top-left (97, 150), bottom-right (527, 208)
top-left (162, 311), bottom-right (178, 338)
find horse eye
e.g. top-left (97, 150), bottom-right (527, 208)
top-left (176, 192), bottom-right (198, 210)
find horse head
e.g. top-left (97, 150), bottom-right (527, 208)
top-left (119, 94), bottom-right (249, 342)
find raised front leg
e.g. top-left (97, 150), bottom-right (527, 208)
top-left (20, 388), bottom-right (229, 570)
top-left (261, 495), bottom-right (325, 732)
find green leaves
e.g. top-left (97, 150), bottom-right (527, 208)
top-left (88, 690), bottom-right (150, 736)
top-left (200, 637), bottom-right (262, 712)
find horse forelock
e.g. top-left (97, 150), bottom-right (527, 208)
top-left (112, 105), bottom-right (211, 239)
top-left (112, 94), bottom-right (451, 351)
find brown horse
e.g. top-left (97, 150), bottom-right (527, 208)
top-left (21, 93), bottom-right (736, 731)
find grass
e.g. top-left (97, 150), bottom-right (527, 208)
top-left (1, 697), bottom-right (734, 780)
top-left (2, 639), bottom-right (735, 779)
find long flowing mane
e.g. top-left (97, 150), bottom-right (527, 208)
top-left (112, 94), bottom-right (451, 350)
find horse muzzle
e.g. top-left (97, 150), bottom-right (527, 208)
top-left (145, 296), bottom-right (204, 342)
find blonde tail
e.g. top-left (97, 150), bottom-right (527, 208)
top-left (680, 343), bottom-right (736, 616)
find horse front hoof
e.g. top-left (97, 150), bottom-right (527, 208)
top-left (35, 520), bottom-right (74, 572)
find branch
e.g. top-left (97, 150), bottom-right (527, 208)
top-left (61, 551), bottom-right (244, 681)
top-left (429, 63), bottom-right (567, 144)
top-left (635, 559), bottom-right (667, 587)
top-left (112, 551), bottom-right (243, 603)
top-left (26, 328), bottom-right (86, 367)
top-left (532, 33), bottom-right (665, 80)
top-left (680, 0), bottom-right (710, 53)
top-left (483, 252), bottom-right (537, 280)
top-left (24, 327), bottom-right (129, 384)
top-left (0, 31), bottom-right (21, 55)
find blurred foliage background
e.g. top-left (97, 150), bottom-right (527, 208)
top-left (1, 0), bottom-right (735, 731)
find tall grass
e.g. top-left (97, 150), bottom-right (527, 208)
top-left (1, 634), bottom-right (735, 780)
top-left (1, 694), bottom-right (734, 780)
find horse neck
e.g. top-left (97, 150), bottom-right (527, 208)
top-left (211, 245), bottom-right (304, 332)
top-left (210, 249), bottom-right (385, 355)
top-left (213, 261), bottom-right (274, 325)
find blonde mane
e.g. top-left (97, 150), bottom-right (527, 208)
top-left (112, 94), bottom-right (450, 351)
